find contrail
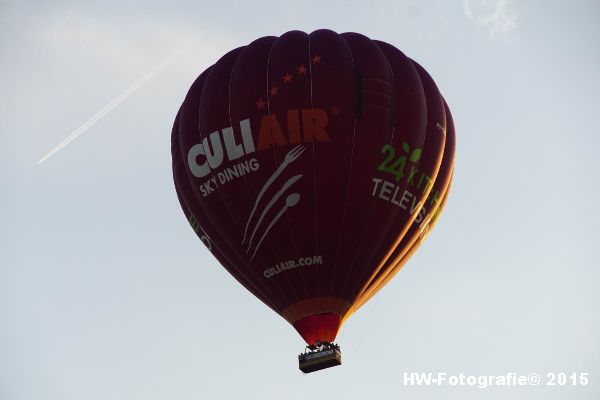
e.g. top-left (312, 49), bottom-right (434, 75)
top-left (37, 38), bottom-right (198, 165)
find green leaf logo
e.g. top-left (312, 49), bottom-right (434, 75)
top-left (409, 149), bottom-right (422, 163)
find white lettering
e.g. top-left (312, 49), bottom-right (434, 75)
top-left (188, 143), bottom-right (210, 178)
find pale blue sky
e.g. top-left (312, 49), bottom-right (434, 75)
top-left (1, 1), bottom-right (599, 399)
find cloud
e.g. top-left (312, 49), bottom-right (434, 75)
top-left (41, 11), bottom-right (199, 73)
top-left (28, 9), bottom-right (233, 165)
top-left (36, 38), bottom-right (197, 165)
top-left (463, 0), bottom-right (517, 39)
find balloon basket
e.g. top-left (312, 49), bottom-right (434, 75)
top-left (298, 341), bottom-right (342, 374)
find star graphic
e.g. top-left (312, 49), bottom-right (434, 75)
top-left (312, 54), bottom-right (321, 64)
top-left (269, 86), bottom-right (278, 97)
top-left (282, 72), bottom-right (293, 83)
top-left (297, 65), bottom-right (307, 75)
top-left (255, 97), bottom-right (266, 110)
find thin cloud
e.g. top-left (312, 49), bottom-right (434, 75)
top-left (36, 11), bottom-right (227, 165)
top-left (36, 39), bottom-right (195, 165)
top-left (463, 0), bottom-right (517, 39)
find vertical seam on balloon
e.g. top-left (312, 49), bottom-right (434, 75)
top-left (263, 36), bottom-right (304, 304)
top-left (387, 52), bottom-right (397, 143)
top-left (272, 33), bottom-right (314, 305)
top-left (259, 38), bottom-right (302, 305)
top-left (206, 59), bottom-right (286, 305)
top-left (411, 99), bottom-right (454, 237)
top-left (173, 177), bottom-right (271, 308)
top-left (355, 70), bottom-right (363, 118)
top-left (344, 46), bottom-right (400, 301)
top-left (338, 44), bottom-right (396, 299)
top-left (307, 33), bottom-right (320, 306)
top-left (272, 37), bottom-right (310, 302)
top-left (327, 33), bottom-right (358, 298)
top-left (198, 50), bottom-right (291, 308)
top-left (337, 40), bottom-right (395, 301)
top-left (349, 60), bottom-right (442, 302)
top-left (225, 45), bottom-right (293, 308)
top-left (354, 166), bottom-right (453, 311)
top-left (178, 69), bottom-right (278, 308)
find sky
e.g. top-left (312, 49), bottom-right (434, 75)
top-left (1, 0), bottom-right (599, 399)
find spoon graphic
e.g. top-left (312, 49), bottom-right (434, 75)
top-left (250, 193), bottom-right (300, 261)
top-left (246, 174), bottom-right (302, 253)
top-left (242, 145), bottom-right (306, 244)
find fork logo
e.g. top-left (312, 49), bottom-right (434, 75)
top-left (244, 145), bottom-right (306, 261)
top-left (187, 109), bottom-right (330, 178)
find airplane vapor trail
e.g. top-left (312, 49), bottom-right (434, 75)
top-left (37, 38), bottom-right (197, 165)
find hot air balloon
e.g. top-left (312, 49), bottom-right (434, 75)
top-left (171, 29), bottom-right (455, 373)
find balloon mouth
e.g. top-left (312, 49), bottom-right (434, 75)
top-left (293, 313), bottom-right (341, 345)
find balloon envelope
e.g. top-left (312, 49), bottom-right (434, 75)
top-left (172, 29), bottom-right (455, 345)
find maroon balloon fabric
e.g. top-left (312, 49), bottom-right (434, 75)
top-left (350, 98), bottom-right (456, 310)
top-left (172, 29), bottom-right (454, 345)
